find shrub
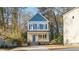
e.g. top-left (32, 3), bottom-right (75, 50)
top-left (4, 39), bottom-right (22, 48)
top-left (4, 40), bottom-right (13, 48)
top-left (11, 39), bottom-right (22, 47)
top-left (21, 31), bottom-right (27, 43)
top-left (51, 33), bottom-right (63, 44)
top-left (0, 38), bottom-right (5, 48)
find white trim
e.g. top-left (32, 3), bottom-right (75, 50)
top-left (28, 21), bottom-right (48, 24)
top-left (28, 22), bottom-right (49, 31)
top-left (39, 13), bottom-right (49, 21)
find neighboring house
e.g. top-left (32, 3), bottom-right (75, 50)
top-left (27, 13), bottom-right (49, 45)
top-left (63, 8), bottom-right (79, 45)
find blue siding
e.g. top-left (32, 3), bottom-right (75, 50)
top-left (29, 13), bottom-right (47, 21)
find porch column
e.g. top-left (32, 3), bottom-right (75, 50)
top-left (36, 34), bottom-right (38, 42)
top-left (47, 32), bottom-right (49, 41)
top-left (42, 34), bottom-right (44, 41)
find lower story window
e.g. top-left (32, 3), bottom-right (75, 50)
top-left (38, 35), bottom-right (47, 39)
top-left (38, 35), bottom-right (42, 39)
top-left (43, 35), bottom-right (47, 39)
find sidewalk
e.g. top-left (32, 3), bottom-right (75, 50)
top-left (1, 44), bottom-right (79, 51)
top-left (44, 44), bottom-right (79, 50)
top-left (11, 46), bottom-right (48, 51)
top-left (11, 44), bottom-right (79, 51)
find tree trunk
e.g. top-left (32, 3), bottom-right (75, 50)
top-left (0, 8), bottom-right (5, 31)
top-left (53, 11), bottom-right (59, 34)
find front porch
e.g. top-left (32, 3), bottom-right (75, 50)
top-left (27, 32), bottom-right (49, 45)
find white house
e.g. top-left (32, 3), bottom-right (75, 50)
top-left (27, 13), bottom-right (49, 45)
top-left (63, 7), bottom-right (79, 45)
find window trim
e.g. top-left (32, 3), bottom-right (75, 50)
top-left (28, 22), bottom-right (48, 31)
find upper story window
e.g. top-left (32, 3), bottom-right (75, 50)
top-left (39, 24), bottom-right (44, 29)
top-left (28, 23), bottom-right (48, 30)
top-left (45, 24), bottom-right (47, 29)
top-left (29, 24), bottom-right (32, 29)
top-left (43, 35), bottom-right (47, 39)
top-left (33, 24), bottom-right (37, 29)
top-left (39, 24), bottom-right (48, 30)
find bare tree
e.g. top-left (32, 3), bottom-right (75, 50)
top-left (38, 7), bottom-right (60, 40)
top-left (38, 7), bottom-right (73, 42)
top-left (11, 7), bottom-right (19, 38)
top-left (0, 7), bottom-right (5, 31)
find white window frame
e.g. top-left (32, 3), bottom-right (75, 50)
top-left (28, 21), bottom-right (49, 31)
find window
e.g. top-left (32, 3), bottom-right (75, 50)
top-left (72, 16), bottom-right (74, 19)
top-left (38, 35), bottom-right (42, 39)
top-left (43, 35), bottom-right (47, 39)
top-left (33, 24), bottom-right (37, 29)
top-left (29, 24), bottom-right (32, 29)
top-left (45, 24), bottom-right (47, 29)
top-left (38, 35), bottom-right (47, 39)
top-left (39, 24), bottom-right (43, 29)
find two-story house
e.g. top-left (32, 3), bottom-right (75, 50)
top-left (27, 13), bottom-right (49, 45)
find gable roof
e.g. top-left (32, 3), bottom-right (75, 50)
top-left (63, 7), bottom-right (77, 15)
top-left (29, 13), bottom-right (48, 21)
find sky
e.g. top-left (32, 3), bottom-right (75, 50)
top-left (24, 7), bottom-right (60, 15)
top-left (23, 7), bottom-right (39, 15)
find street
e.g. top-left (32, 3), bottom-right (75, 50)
top-left (56, 48), bottom-right (79, 51)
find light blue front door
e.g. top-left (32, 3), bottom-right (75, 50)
top-left (32, 35), bottom-right (36, 43)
